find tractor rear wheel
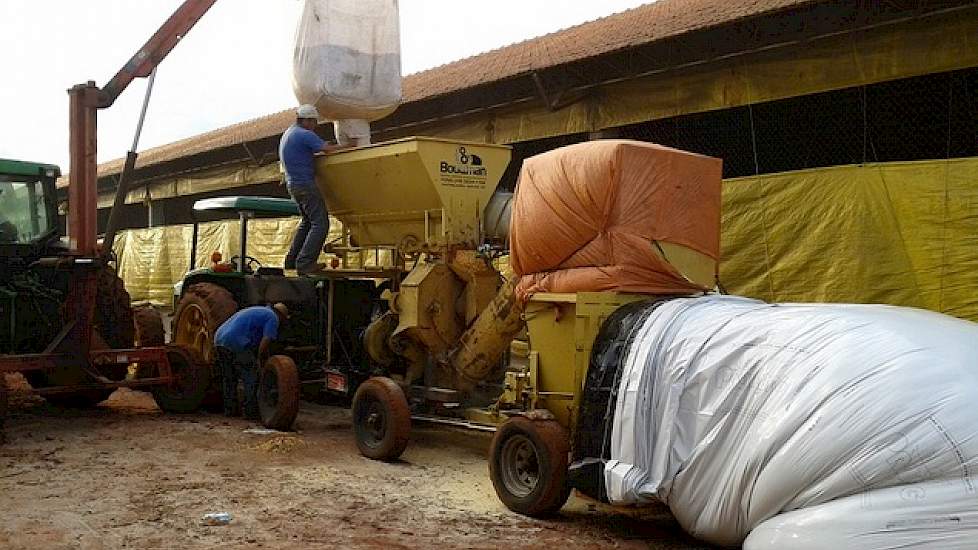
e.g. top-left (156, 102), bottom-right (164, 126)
top-left (151, 345), bottom-right (208, 413)
top-left (258, 355), bottom-right (300, 431)
top-left (172, 283), bottom-right (237, 364)
top-left (131, 305), bottom-right (167, 380)
top-left (24, 268), bottom-right (133, 407)
top-left (352, 377), bottom-right (411, 461)
top-left (172, 283), bottom-right (237, 411)
top-left (489, 416), bottom-right (571, 517)
top-left (134, 305), bottom-right (166, 347)
top-left (96, 267), bottom-right (135, 351)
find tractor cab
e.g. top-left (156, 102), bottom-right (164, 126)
top-left (0, 159), bottom-right (62, 259)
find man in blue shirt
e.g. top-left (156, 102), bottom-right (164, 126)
top-left (279, 104), bottom-right (346, 276)
top-left (214, 303), bottom-right (290, 419)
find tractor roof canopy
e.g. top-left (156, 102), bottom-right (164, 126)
top-left (193, 196), bottom-right (300, 218)
top-left (0, 159), bottom-right (61, 179)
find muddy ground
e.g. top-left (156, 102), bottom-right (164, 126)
top-left (1, 377), bottom-right (712, 550)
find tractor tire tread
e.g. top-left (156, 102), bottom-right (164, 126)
top-left (133, 305), bottom-right (166, 347)
top-left (259, 355), bottom-right (300, 431)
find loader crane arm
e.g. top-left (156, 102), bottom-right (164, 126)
top-left (96, 0), bottom-right (217, 109)
top-left (68, 0), bottom-right (217, 257)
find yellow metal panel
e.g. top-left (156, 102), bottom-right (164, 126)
top-left (525, 292), bottom-right (648, 430)
top-left (315, 137), bottom-right (512, 250)
top-left (393, 262), bottom-right (463, 354)
top-left (524, 297), bottom-right (578, 428)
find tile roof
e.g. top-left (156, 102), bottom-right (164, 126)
top-left (90, 0), bottom-right (813, 180)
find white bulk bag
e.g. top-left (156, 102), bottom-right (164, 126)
top-left (606, 295), bottom-right (978, 549)
top-left (292, 0), bottom-right (402, 123)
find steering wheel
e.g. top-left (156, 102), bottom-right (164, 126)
top-left (229, 255), bottom-right (263, 273)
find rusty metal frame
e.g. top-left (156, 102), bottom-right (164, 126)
top-left (0, 346), bottom-right (176, 391)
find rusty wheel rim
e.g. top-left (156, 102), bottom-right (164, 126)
top-left (500, 434), bottom-right (539, 498)
top-left (354, 396), bottom-right (387, 449)
top-left (174, 303), bottom-right (213, 363)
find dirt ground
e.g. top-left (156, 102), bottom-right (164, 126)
top-left (0, 377), bottom-right (713, 550)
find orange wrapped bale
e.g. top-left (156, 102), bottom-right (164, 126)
top-left (509, 140), bottom-right (721, 301)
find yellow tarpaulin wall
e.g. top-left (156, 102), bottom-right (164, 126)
top-left (117, 157), bottom-right (978, 322)
top-left (114, 216), bottom-right (366, 306)
top-left (721, 157), bottom-right (978, 321)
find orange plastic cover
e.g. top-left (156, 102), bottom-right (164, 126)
top-left (509, 140), bottom-right (722, 300)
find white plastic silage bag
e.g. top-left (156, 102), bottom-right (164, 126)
top-left (292, 0), bottom-right (402, 123)
top-left (606, 295), bottom-right (978, 549)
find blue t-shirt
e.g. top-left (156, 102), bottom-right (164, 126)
top-left (214, 306), bottom-right (280, 352)
top-left (279, 124), bottom-right (326, 186)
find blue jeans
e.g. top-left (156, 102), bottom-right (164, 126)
top-left (285, 183), bottom-right (328, 272)
top-left (215, 346), bottom-right (259, 419)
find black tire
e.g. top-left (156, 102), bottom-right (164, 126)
top-left (258, 355), bottom-right (300, 431)
top-left (352, 377), bottom-right (411, 461)
top-left (172, 283), bottom-right (237, 364)
top-left (172, 283), bottom-right (237, 410)
top-left (133, 305), bottom-right (166, 347)
top-left (25, 267), bottom-right (134, 406)
top-left (151, 345), bottom-right (208, 413)
top-left (489, 416), bottom-right (571, 517)
top-left (96, 267), bottom-right (135, 351)
top-left (131, 305), bottom-right (167, 380)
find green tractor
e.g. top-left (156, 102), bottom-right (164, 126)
top-left (171, 197), bottom-right (393, 429)
top-left (0, 159), bottom-right (169, 414)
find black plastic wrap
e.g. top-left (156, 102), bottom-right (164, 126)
top-left (569, 297), bottom-right (673, 501)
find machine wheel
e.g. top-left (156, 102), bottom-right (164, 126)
top-left (151, 345), bottom-right (208, 413)
top-left (351, 377), bottom-right (411, 461)
top-left (489, 416), bottom-right (571, 517)
top-left (172, 283), bottom-right (237, 364)
top-left (258, 355), bottom-right (300, 431)
top-left (133, 305), bottom-right (166, 347)
top-left (258, 355), bottom-right (301, 431)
